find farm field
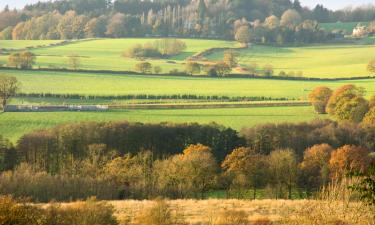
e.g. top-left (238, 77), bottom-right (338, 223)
top-left (0, 38), bottom-right (237, 72)
top-left (207, 43), bottom-right (375, 78)
top-left (0, 106), bottom-right (323, 142)
top-left (1, 38), bottom-right (375, 78)
top-left (2, 70), bottom-right (375, 99)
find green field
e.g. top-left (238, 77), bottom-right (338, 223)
top-left (2, 70), bottom-right (375, 99)
top-left (0, 106), bottom-right (324, 142)
top-left (208, 44), bottom-right (375, 78)
top-left (0, 38), bottom-right (236, 72)
top-left (1, 38), bottom-right (375, 78)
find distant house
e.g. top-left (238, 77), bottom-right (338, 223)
top-left (352, 24), bottom-right (368, 38)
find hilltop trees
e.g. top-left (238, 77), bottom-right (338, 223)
top-left (308, 86), bottom-right (333, 114)
top-left (0, 75), bottom-right (19, 111)
top-left (280, 9), bottom-right (302, 28)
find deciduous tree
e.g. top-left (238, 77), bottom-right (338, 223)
top-left (329, 145), bottom-right (370, 179)
top-left (299, 144), bottom-right (333, 192)
top-left (326, 85), bottom-right (369, 123)
top-left (185, 61), bottom-right (201, 75)
top-left (135, 62), bottom-right (152, 73)
top-left (234, 25), bottom-right (251, 47)
top-left (269, 149), bottom-right (298, 199)
top-left (222, 147), bottom-right (268, 199)
top-left (0, 75), bottom-right (19, 110)
top-left (308, 86), bottom-right (333, 114)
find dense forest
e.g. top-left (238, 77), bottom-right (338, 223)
top-left (0, 0), bottom-right (374, 43)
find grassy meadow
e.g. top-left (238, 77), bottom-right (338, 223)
top-left (3, 70), bottom-right (375, 99)
top-left (0, 106), bottom-right (323, 142)
top-left (1, 38), bottom-right (375, 78)
top-left (0, 38), bottom-right (237, 72)
top-left (208, 43), bottom-right (375, 78)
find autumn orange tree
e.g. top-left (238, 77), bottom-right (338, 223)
top-left (221, 147), bottom-right (268, 199)
top-left (329, 145), bottom-right (370, 179)
top-left (308, 86), bottom-right (333, 114)
top-left (362, 107), bottom-right (375, 126)
top-left (299, 144), bottom-right (333, 193)
top-left (326, 85), bottom-right (369, 123)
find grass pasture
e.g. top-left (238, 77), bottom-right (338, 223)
top-left (0, 106), bottom-right (323, 142)
top-left (207, 43), bottom-right (375, 78)
top-left (3, 70), bottom-right (375, 99)
top-left (0, 38), bottom-right (237, 72)
top-left (1, 38), bottom-right (375, 78)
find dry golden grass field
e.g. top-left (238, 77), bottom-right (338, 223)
top-left (47, 199), bottom-right (375, 225)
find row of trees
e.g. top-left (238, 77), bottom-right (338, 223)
top-left (0, 140), bottom-right (373, 201)
top-left (2, 0), bottom-right (373, 41)
top-left (234, 10), bottom-right (328, 45)
top-left (124, 39), bottom-right (187, 58)
top-left (309, 84), bottom-right (375, 123)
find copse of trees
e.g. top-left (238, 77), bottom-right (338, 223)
top-left (8, 51), bottom-right (36, 69)
top-left (326, 85), bottom-right (369, 123)
top-left (124, 39), bottom-right (186, 59)
top-left (309, 85), bottom-right (375, 123)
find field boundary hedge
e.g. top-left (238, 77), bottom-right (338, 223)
top-left (1, 67), bottom-right (374, 81)
top-left (15, 93), bottom-right (292, 102)
top-left (6, 101), bottom-right (310, 111)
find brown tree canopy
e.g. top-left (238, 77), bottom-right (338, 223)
top-left (329, 145), bottom-right (370, 179)
top-left (299, 144), bottom-right (333, 190)
top-left (308, 86), bottom-right (333, 114)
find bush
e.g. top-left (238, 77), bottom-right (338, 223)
top-left (212, 210), bottom-right (249, 225)
top-left (135, 199), bottom-right (187, 225)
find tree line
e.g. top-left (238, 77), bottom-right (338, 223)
top-left (0, 118), bottom-right (374, 201)
top-left (0, 0), bottom-right (374, 42)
